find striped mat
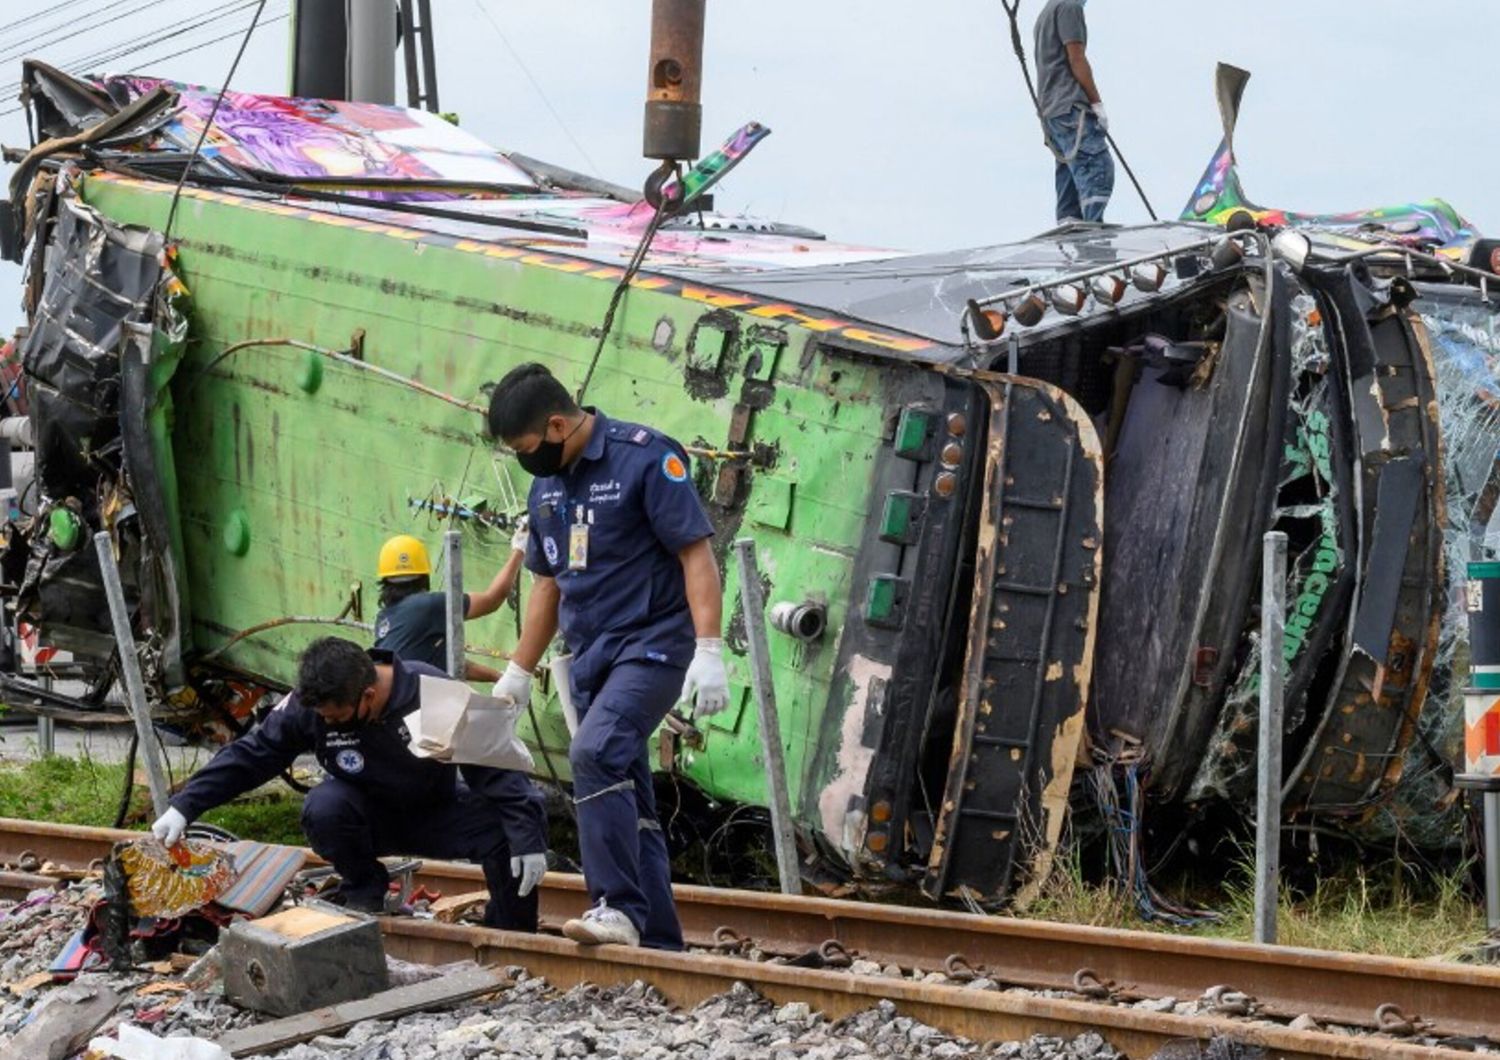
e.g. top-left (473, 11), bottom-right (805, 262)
top-left (212, 841), bottom-right (307, 917)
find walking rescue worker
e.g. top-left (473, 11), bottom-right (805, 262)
top-left (149, 637), bottom-right (549, 931)
top-left (373, 522), bottom-right (529, 682)
top-left (485, 362), bottom-right (728, 950)
top-left (1034, 0), bottom-right (1115, 222)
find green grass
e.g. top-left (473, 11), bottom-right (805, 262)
top-left (1023, 844), bottom-right (1491, 961)
top-left (0, 752), bottom-right (305, 845)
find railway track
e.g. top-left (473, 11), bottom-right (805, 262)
top-left (1, 818), bottom-right (1495, 1059)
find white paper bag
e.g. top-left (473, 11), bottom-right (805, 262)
top-left (415, 675), bottom-right (535, 772)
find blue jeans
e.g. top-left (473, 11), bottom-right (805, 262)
top-left (569, 660), bottom-right (686, 950)
top-left (1046, 106), bottom-right (1115, 223)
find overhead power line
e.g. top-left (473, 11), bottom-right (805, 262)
top-left (471, 0), bottom-right (602, 178)
top-left (0, 0), bottom-right (176, 66)
top-left (0, 0), bottom-right (140, 47)
top-left (0, 5), bottom-right (287, 120)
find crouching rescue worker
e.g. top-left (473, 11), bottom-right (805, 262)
top-left (374, 521), bottom-right (530, 682)
top-left (149, 637), bottom-right (549, 931)
top-left (486, 363), bottom-right (727, 950)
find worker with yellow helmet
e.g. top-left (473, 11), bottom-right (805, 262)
top-left (373, 519), bottom-right (529, 681)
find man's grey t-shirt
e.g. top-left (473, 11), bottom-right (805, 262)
top-left (1034, 0), bottom-right (1089, 118)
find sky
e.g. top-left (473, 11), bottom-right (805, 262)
top-left (1, 0), bottom-right (1497, 337)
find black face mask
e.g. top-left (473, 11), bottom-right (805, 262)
top-left (517, 437), bottom-right (565, 477)
top-left (516, 417), bottom-right (582, 477)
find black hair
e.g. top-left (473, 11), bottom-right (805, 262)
top-left (378, 573), bottom-right (430, 609)
top-left (295, 637), bottom-right (376, 710)
top-left (486, 362), bottom-right (579, 441)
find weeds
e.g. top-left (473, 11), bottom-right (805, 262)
top-left (0, 751), bottom-right (304, 845)
top-left (1019, 841), bottom-right (1489, 960)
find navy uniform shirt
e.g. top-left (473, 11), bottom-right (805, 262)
top-left (373, 591), bottom-right (470, 672)
top-left (524, 410), bottom-right (714, 694)
top-left (169, 649), bottom-right (546, 855)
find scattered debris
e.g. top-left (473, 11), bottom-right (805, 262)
top-left (215, 965), bottom-right (508, 1057)
top-left (0, 980), bottom-right (120, 1060)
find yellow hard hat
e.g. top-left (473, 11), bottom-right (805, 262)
top-left (378, 534), bottom-right (431, 579)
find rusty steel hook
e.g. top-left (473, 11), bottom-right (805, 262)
top-left (711, 926), bottom-right (750, 954)
top-left (1072, 968), bottom-right (1113, 1001)
top-left (944, 954), bottom-right (980, 982)
top-left (819, 939), bottom-right (854, 969)
top-left (1375, 1003), bottom-right (1432, 1037)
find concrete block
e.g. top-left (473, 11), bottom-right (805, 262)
top-left (220, 902), bottom-right (388, 1016)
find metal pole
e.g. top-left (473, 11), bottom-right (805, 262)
top-left (398, 0), bottom-right (422, 108)
top-left (93, 532), bottom-right (171, 818)
top-left (732, 537), bottom-right (801, 896)
top-left (1254, 530), bottom-right (1287, 945)
top-left (443, 530), bottom-right (465, 680)
top-left (415, 0), bottom-right (439, 112)
top-left (347, 0), bottom-right (397, 104)
top-left (35, 712), bottom-right (53, 756)
top-left (1487, 791), bottom-right (1500, 932)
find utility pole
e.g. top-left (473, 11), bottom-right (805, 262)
top-left (290, 0), bottom-right (397, 104)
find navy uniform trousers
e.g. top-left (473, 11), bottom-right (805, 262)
top-left (300, 779), bottom-right (538, 932)
top-left (568, 660), bottom-right (686, 950)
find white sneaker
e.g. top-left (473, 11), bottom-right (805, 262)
top-left (562, 899), bottom-right (641, 946)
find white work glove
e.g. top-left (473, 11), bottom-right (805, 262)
top-left (151, 806), bottom-right (187, 846)
top-left (1090, 101), bottom-right (1109, 133)
top-left (492, 660), bottom-right (533, 707)
top-left (510, 515), bottom-right (530, 555)
top-left (511, 852), bottom-right (547, 897)
top-left (680, 637), bottom-right (729, 718)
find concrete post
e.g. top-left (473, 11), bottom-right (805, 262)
top-left (1254, 530), bottom-right (1287, 945)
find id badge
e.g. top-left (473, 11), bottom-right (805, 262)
top-left (568, 508), bottom-right (589, 571)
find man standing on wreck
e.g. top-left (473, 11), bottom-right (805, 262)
top-left (1034, 0), bottom-right (1115, 222)
top-left (486, 363), bottom-right (728, 950)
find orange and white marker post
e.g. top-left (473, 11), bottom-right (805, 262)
top-left (1461, 561), bottom-right (1500, 931)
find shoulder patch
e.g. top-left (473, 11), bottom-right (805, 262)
top-left (660, 452), bottom-right (689, 482)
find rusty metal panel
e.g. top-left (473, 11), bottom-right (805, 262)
top-left (1286, 277), bottom-right (1445, 814)
top-left (922, 376), bottom-right (1101, 904)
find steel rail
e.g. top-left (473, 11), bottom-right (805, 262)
top-left (2, 818), bottom-right (1497, 1043)
top-left (377, 919), bottom-right (1473, 1060)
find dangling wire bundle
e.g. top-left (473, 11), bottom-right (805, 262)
top-left (1093, 763), bottom-right (1221, 926)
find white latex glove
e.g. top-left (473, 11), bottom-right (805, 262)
top-left (492, 660), bottom-right (533, 707)
top-left (680, 637), bottom-right (729, 718)
top-left (151, 806), bottom-right (187, 846)
top-left (511, 852), bottom-right (547, 897)
top-left (1090, 101), bottom-right (1109, 133)
top-left (510, 515), bottom-right (530, 555)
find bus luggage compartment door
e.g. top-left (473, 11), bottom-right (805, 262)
top-left (922, 375), bottom-right (1102, 905)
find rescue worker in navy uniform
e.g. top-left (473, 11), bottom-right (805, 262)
top-left (148, 637), bottom-right (549, 931)
top-left (486, 363), bottom-right (728, 950)
top-left (373, 523), bottom-right (529, 681)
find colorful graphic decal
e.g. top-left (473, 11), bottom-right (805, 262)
top-left (1181, 139), bottom-right (1481, 256)
top-left (92, 173), bottom-right (937, 355)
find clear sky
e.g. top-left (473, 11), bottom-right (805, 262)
top-left (0, 0), bottom-right (1496, 338)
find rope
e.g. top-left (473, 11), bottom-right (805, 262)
top-left (576, 197), bottom-right (670, 404)
top-left (998, 0), bottom-right (1157, 221)
top-left (163, 0), bottom-right (268, 240)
